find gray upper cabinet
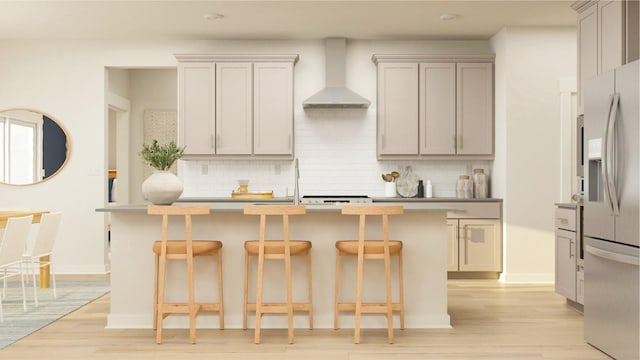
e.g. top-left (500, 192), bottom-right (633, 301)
top-left (420, 63), bottom-right (456, 155)
top-left (215, 62), bottom-right (253, 155)
top-left (176, 54), bottom-right (299, 159)
top-left (253, 62), bottom-right (294, 155)
top-left (573, 0), bottom-right (639, 115)
top-left (376, 62), bottom-right (419, 156)
top-left (178, 62), bottom-right (216, 155)
top-left (373, 54), bottom-right (494, 160)
top-left (456, 63), bottom-right (493, 156)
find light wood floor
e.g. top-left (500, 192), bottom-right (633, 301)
top-left (0, 279), bottom-right (609, 359)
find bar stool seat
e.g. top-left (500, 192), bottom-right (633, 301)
top-left (152, 240), bottom-right (222, 255)
top-left (335, 240), bottom-right (403, 255)
top-left (243, 205), bottom-right (313, 344)
top-left (149, 205), bottom-right (224, 345)
top-left (334, 205), bottom-right (405, 344)
top-left (245, 240), bottom-right (312, 256)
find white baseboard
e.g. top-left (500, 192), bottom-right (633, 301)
top-left (54, 265), bottom-right (110, 275)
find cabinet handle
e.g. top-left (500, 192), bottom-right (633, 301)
top-left (569, 240), bottom-right (574, 258)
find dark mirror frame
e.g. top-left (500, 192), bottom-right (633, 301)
top-left (0, 108), bottom-right (71, 185)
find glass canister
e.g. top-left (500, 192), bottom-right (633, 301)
top-left (456, 175), bottom-right (473, 199)
top-left (472, 169), bottom-right (489, 199)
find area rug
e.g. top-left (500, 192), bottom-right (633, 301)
top-left (0, 280), bottom-right (109, 349)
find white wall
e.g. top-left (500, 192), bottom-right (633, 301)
top-left (490, 27), bottom-right (577, 283)
top-left (0, 35), bottom-right (574, 278)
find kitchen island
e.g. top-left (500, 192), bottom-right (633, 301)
top-left (98, 201), bottom-right (454, 329)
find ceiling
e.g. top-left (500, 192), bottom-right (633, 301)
top-left (0, 0), bottom-right (576, 41)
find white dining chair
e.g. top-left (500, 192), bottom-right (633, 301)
top-left (23, 212), bottom-right (62, 306)
top-left (0, 215), bottom-right (33, 322)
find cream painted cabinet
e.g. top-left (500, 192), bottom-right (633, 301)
top-left (456, 63), bottom-right (493, 156)
top-left (574, 0), bottom-right (639, 114)
top-left (215, 62), bottom-right (253, 155)
top-left (373, 55), bottom-right (494, 160)
top-left (419, 62), bottom-right (493, 156)
top-left (253, 62), bottom-right (294, 155)
top-left (176, 54), bottom-right (298, 159)
top-left (178, 62), bottom-right (216, 155)
top-left (446, 202), bottom-right (503, 274)
top-left (376, 62), bottom-right (419, 156)
top-left (420, 63), bottom-right (456, 155)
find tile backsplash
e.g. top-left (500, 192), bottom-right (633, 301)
top-left (181, 108), bottom-right (491, 198)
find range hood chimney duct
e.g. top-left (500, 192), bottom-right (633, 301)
top-left (303, 38), bottom-right (370, 109)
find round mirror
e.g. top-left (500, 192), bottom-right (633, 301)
top-left (0, 109), bottom-right (70, 185)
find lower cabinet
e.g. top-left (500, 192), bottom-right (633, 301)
top-left (448, 218), bottom-right (502, 273)
top-left (555, 228), bottom-right (577, 301)
top-left (554, 204), bottom-right (584, 306)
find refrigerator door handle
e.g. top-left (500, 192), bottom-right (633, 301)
top-left (601, 94), bottom-right (614, 213)
top-left (586, 244), bottom-right (640, 266)
top-left (606, 93), bottom-right (620, 216)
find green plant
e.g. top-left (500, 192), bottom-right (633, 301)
top-left (138, 139), bottom-right (185, 171)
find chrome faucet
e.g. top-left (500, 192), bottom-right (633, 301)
top-left (294, 158), bottom-right (300, 205)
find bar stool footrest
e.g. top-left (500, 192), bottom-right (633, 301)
top-left (336, 302), bottom-right (403, 313)
top-left (247, 302), bottom-right (312, 313)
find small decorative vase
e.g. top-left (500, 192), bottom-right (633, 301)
top-left (384, 182), bottom-right (397, 197)
top-left (141, 171), bottom-right (183, 205)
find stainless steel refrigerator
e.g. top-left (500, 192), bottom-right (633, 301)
top-left (583, 60), bottom-right (639, 360)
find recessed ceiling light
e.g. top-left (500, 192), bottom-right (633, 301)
top-left (440, 14), bottom-right (458, 21)
top-left (203, 13), bottom-right (224, 21)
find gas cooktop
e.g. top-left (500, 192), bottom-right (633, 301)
top-left (300, 195), bottom-right (372, 205)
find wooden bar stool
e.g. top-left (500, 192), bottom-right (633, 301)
top-left (243, 205), bottom-right (312, 344)
top-left (334, 205), bottom-right (404, 344)
top-left (149, 205), bottom-right (224, 344)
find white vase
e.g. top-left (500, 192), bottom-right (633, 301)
top-left (141, 171), bottom-right (183, 205)
top-left (384, 182), bottom-right (397, 197)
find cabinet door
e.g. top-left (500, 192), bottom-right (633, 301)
top-left (447, 219), bottom-right (459, 271)
top-left (216, 63), bottom-right (253, 155)
top-left (253, 62), bottom-right (294, 155)
top-left (598, 0), bottom-right (625, 74)
top-left (555, 228), bottom-right (577, 301)
top-left (577, 3), bottom-right (598, 115)
top-left (456, 63), bottom-right (493, 155)
top-left (419, 63), bottom-right (456, 155)
top-left (178, 62), bottom-right (216, 155)
top-left (458, 219), bottom-right (502, 271)
top-left (377, 63), bottom-right (418, 155)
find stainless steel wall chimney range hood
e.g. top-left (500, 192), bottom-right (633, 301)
top-left (302, 38), bottom-right (371, 109)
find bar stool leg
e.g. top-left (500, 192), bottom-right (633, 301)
top-left (153, 253), bottom-right (158, 330)
top-left (285, 247), bottom-right (294, 344)
top-left (333, 248), bottom-right (340, 330)
top-left (156, 251), bottom-right (167, 344)
top-left (217, 249), bottom-right (225, 329)
top-left (187, 251), bottom-right (196, 344)
top-left (243, 248), bottom-right (249, 330)
top-left (384, 248), bottom-right (394, 344)
top-left (354, 250), bottom-right (364, 344)
top-left (307, 250), bottom-right (313, 330)
top-left (254, 249), bottom-right (264, 344)
top-left (399, 251), bottom-right (405, 330)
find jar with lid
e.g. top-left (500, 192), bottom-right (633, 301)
top-left (472, 169), bottom-right (489, 199)
top-left (456, 175), bottom-right (473, 199)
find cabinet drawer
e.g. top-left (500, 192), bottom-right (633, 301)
top-left (445, 202), bottom-right (501, 219)
top-left (555, 207), bottom-right (577, 231)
